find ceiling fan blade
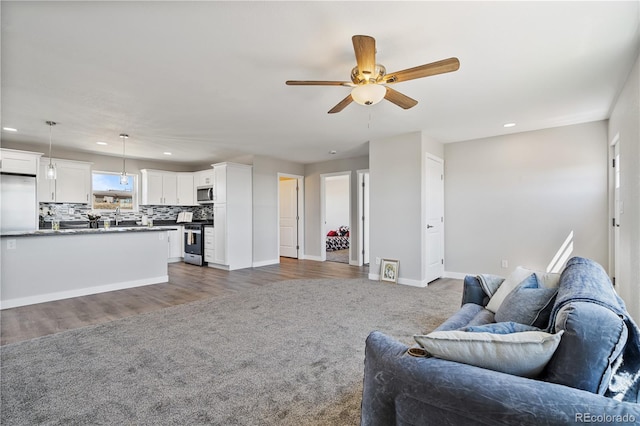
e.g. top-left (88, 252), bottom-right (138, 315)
top-left (384, 87), bottom-right (418, 109)
top-left (352, 35), bottom-right (376, 75)
top-left (384, 57), bottom-right (460, 84)
top-left (286, 80), bottom-right (352, 86)
top-left (328, 94), bottom-right (353, 114)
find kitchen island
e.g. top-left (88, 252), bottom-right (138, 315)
top-left (0, 227), bottom-right (176, 309)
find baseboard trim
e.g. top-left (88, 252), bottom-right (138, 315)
top-left (253, 259), bottom-right (280, 267)
top-left (367, 273), bottom-right (428, 288)
top-left (443, 271), bottom-right (469, 280)
top-left (0, 276), bottom-right (169, 310)
top-left (303, 255), bottom-right (323, 262)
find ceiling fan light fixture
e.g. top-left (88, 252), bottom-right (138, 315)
top-left (351, 84), bottom-right (386, 106)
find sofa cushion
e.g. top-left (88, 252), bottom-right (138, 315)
top-left (494, 274), bottom-right (558, 328)
top-left (463, 322), bottom-right (541, 334)
top-left (543, 302), bottom-right (628, 395)
top-left (434, 303), bottom-right (486, 332)
top-left (414, 329), bottom-right (564, 378)
top-left (486, 267), bottom-right (560, 314)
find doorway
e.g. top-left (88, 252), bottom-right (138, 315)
top-left (610, 135), bottom-right (621, 285)
top-left (278, 174), bottom-right (304, 259)
top-left (357, 170), bottom-right (370, 266)
top-left (425, 154), bottom-right (445, 283)
top-left (321, 172), bottom-right (351, 264)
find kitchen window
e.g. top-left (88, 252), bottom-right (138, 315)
top-left (92, 171), bottom-right (138, 212)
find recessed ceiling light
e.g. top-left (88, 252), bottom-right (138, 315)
top-left (503, 123), bottom-right (516, 128)
top-left (3, 127), bottom-right (17, 132)
top-left (163, 152), bottom-right (172, 156)
top-left (329, 150), bottom-right (337, 155)
top-left (96, 141), bottom-right (108, 145)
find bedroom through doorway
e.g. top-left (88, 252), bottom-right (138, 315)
top-left (321, 173), bottom-right (351, 264)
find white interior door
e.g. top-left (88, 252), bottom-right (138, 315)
top-left (613, 141), bottom-right (621, 285)
top-left (425, 155), bottom-right (444, 283)
top-left (358, 171), bottom-right (370, 265)
top-left (279, 177), bottom-right (298, 258)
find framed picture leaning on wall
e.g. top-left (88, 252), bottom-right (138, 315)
top-left (380, 259), bottom-right (399, 284)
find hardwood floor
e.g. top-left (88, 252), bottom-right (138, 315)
top-left (1, 258), bottom-right (369, 345)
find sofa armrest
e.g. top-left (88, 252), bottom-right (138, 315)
top-left (462, 275), bottom-right (489, 307)
top-left (361, 331), bottom-right (640, 426)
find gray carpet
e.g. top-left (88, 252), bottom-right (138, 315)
top-left (1, 278), bottom-right (461, 425)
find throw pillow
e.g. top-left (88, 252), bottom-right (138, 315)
top-left (534, 271), bottom-right (561, 289)
top-left (414, 329), bottom-right (564, 378)
top-left (486, 267), bottom-right (535, 313)
top-left (486, 267), bottom-right (559, 313)
top-left (494, 274), bottom-right (558, 328)
top-left (463, 322), bottom-right (541, 334)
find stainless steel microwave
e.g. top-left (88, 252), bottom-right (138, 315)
top-left (197, 186), bottom-right (214, 203)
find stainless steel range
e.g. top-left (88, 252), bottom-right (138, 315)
top-left (183, 221), bottom-right (211, 266)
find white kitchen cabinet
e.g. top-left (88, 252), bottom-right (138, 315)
top-left (204, 226), bottom-right (215, 263)
top-left (208, 162), bottom-right (252, 271)
top-left (38, 157), bottom-right (92, 204)
top-left (193, 168), bottom-right (215, 204)
top-left (0, 149), bottom-right (41, 175)
top-left (213, 205), bottom-right (227, 264)
top-left (140, 170), bottom-right (177, 205)
top-left (213, 164), bottom-right (227, 203)
top-left (165, 225), bottom-right (183, 262)
top-left (176, 173), bottom-right (194, 206)
top-left (195, 168), bottom-right (214, 187)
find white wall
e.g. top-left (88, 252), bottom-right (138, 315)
top-left (324, 175), bottom-right (349, 234)
top-left (608, 52), bottom-right (640, 322)
top-left (444, 121), bottom-right (609, 276)
top-left (252, 155), bottom-right (304, 266)
top-left (304, 156), bottom-right (369, 263)
top-left (369, 131), bottom-right (444, 285)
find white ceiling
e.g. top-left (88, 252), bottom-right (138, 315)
top-left (1, 1), bottom-right (639, 165)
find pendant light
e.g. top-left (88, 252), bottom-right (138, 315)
top-left (119, 133), bottom-right (129, 185)
top-left (45, 121), bottom-right (57, 180)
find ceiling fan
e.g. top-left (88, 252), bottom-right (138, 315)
top-left (286, 35), bottom-right (460, 114)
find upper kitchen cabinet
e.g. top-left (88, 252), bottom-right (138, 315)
top-left (140, 170), bottom-right (177, 205)
top-left (0, 149), bottom-right (41, 175)
top-left (141, 170), bottom-right (195, 206)
top-left (213, 163), bottom-right (228, 203)
top-left (38, 158), bottom-right (92, 204)
top-left (176, 173), bottom-right (194, 206)
top-left (194, 168), bottom-right (214, 188)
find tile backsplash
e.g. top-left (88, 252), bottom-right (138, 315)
top-left (40, 203), bottom-right (213, 223)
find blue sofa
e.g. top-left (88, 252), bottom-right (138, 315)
top-left (361, 257), bottom-right (640, 425)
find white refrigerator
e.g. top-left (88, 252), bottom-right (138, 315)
top-left (0, 173), bottom-right (38, 233)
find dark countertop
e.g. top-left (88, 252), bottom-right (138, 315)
top-left (1, 226), bottom-right (178, 238)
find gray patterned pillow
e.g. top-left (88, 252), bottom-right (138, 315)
top-left (494, 274), bottom-right (558, 328)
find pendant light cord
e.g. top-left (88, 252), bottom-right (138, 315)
top-left (46, 121), bottom-right (56, 164)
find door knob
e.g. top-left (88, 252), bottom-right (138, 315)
top-left (427, 224), bottom-right (434, 229)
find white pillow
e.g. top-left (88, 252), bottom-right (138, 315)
top-left (414, 329), bottom-right (564, 378)
top-left (534, 271), bottom-right (561, 289)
